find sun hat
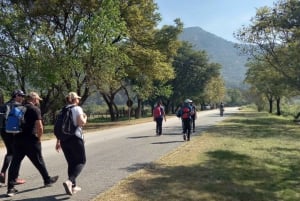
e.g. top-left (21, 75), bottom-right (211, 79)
top-left (66, 92), bottom-right (81, 100)
top-left (28, 92), bottom-right (43, 100)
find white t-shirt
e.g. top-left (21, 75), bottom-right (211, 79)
top-left (68, 104), bottom-right (84, 139)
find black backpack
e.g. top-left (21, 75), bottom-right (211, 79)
top-left (54, 105), bottom-right (77, 141)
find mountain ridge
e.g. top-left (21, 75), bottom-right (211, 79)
top-left (179, 27), bottom-right (248, 88)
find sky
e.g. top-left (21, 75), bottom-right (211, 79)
top-left (155, 0), bottom-right (276, 42)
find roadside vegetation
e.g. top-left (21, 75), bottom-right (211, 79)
top-left (93, 108), bottom-right (300, 201)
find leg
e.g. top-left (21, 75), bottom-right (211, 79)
top-left (25, 141), bottom-right (51, 183)
top-left (61, 138), bottom-right (86, 187)
top-left (0, 132), bottom-right (14, 182)
top-left (186, 119), bottom-right (191, 141)
top-left (157, 118), bottom-right (163, 135)
top-left (7, 143), bottom-right (25, 190)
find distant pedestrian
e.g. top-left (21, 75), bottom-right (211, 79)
top-left (6, 92), bottom-right (58, 197)
top-left (55, 92), bottom-right (87, 196)
top-left (220, 102), bottom-right (224, 116)
top-left (0, 90), bottom-right (26, 187)
top-left (178, 99), bottom-right (193, 141)
top-left (153, 101), bottom-right (166, 135)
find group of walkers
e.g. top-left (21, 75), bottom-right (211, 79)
top-left (153, 99), bottom-right (225, 141)
top-left (153, 99), bottom-right (197, 141)
top-left (0, 90), bottom-right (87, 197)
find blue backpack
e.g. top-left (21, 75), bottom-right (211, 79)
top-left (5, 105), bottom-right (26, 134)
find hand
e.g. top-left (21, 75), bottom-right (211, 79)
top-left (55, 141), bottom-right (61, 153)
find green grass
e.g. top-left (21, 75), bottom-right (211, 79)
top-left (94, 109), bottom-right (300, 201)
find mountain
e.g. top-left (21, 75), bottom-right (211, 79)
top-left (179, 27), bottom-right (248, 88)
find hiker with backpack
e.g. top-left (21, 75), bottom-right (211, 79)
top-left (178, 99), bottom-right (194, 141)
top-left (6, 92), bottom-right (58, 197)
top-left (153, 101), bottom-right (166, 136)
top-left (55, 92), bottom-right (87, 196)
top-left (0, 89), bottom-right (26, 187)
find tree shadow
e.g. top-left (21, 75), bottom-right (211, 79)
top-left (120, 112), bottom-right (300, 201)
top-left (122, 148), bottom-right (300, 201)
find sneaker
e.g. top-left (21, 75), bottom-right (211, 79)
top-left (0, 173), bottom-right (5, 183)
top-left (63, 180), bottom-right (73, 195)
top-left (14, 178), bottom-right (26, 185)
top-left (44, 175), bottom-right (59, 187)
top-left (72, 186), bottom-right (82, 194)
top-left (7, 188), bottom-right (18, 197)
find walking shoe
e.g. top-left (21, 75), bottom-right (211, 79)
top-left (183, 134), bottom-right (186, 141)
top-left (7, 188), bottom-right (18, 197)
top-left (0, 173), bottom-right (5, 183)
top-left (13, 178), bottom-right (26, 185)
top-left (72, 186), bottom-right (82, 194)
top-left (63, 180), bottom-right (73, 195)
top-left (44, 175), bottom-right (59, 187)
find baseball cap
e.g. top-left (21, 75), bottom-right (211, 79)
top-left (28, 92), bottom-right (43, 100)
top-left (66, 92), bottom-right (81, 100)
top-left (11, 89), bottom-right (26, 98)
top-left (184, 99), bottom-right (192, 103)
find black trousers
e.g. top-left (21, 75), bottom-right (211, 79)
top-left (155, 117), bottom-right (163, 135)
top-left (8, 136), bottom-right (51, 189)
top-left (182, 118), bottom-right (191, 139)
top-left (0, 131), bottom-right (14, 174)
top-left (191, 115), bottom-right (196, 131)
top-left (61, 136), bottom-right (86, 187)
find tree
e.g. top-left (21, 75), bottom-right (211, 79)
top-left (235, 0), bottom-right (300, 92)
top-left (170, 41), bottom-right (221, 110)
top-left (203, 76), bottom-right (226, 107)
top-left (120, 0), bottom-right (182, 117)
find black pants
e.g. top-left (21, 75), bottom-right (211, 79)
top-left (0, 132), bottom-right (14, 174)
top-left (155, 117), bottom-right (163, 135)
top-left (61, 136), bottom-right (86, 187)
top-left (191, 115), bottom-right (196, 131)
top-left (182, 118), bottom-right (191, 140)
top-left (8, 136), bottom-right (51, 189)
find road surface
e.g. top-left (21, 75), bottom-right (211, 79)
top-left (0, 107), bottom-right (239, 201)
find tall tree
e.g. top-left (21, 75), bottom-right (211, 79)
top-left (170, 41), bottom-right (221, 109)
top-left (235, 0), bottom-right (300, 92)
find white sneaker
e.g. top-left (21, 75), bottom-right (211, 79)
top-left (63, 180), bottom-right (73, 195)
top-left (72, 186), bottom-right (81, 194)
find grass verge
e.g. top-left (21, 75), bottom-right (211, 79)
top-left (93, 109), bottom-right (300, 201)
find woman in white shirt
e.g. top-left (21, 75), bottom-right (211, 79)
top-left (55, 92), bottom-right (87, 196)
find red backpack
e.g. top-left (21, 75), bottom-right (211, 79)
top-left (153, 106), bottom-right (162, 118)
top-left (181, 106), bottom-right (191, 119)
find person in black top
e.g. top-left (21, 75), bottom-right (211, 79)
top-left (6, 92), bottom-right (58, 197)
top-left (0, 90), bottom-right (26, 186)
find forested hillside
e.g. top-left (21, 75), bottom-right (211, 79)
top-left (179, 27), bottom-right (248, 88)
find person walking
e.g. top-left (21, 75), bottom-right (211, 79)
top-left (0, 90), bottom-right (26, 187)
top-left (153, 101), bottom-right (166, 136)
top-left (55, 92), bottom-right (87, 196)
top-left (220, 102), bottom-right (224, 116)
top-left (178, 99), bottom-right (193, 141)
top-left (6, 92), bottom-right (58, 197)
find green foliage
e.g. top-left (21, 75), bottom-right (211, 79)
top-left (170, 41), bottom-right (221, 105)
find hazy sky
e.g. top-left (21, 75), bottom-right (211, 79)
top-left (155, 0), bottom-right (276, 42)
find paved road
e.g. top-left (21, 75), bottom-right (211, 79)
top-left (0, 107), bottom-right (239, 201)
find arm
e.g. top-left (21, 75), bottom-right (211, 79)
top-left (77, 113), bottom-right (87, 127)
top-left (35, 119), bottom-right (43, 141)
